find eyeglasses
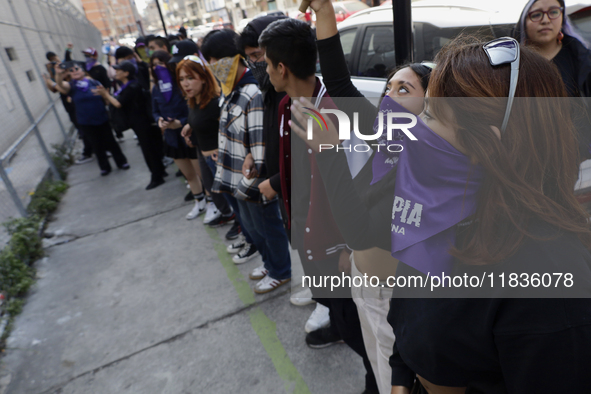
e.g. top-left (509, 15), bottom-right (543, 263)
top-left (68, 67), bottom-right (81, 72)
top-left (528, 7), bottom-right (563, 22)
top-left (482, 37), bottom-right (520, 134)
top-left (246, 52), bottom-right (265, 69)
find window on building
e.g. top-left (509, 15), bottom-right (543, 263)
top-left (5, 47), bottom-right (17, 61)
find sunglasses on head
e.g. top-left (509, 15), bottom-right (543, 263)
top-left (184, 55), bottom-right (204, 66)
top-left (482, 37), bottom-right (520, 134)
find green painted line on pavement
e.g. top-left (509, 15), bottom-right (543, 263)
top-left (204, 225), bottom-right (311, 394)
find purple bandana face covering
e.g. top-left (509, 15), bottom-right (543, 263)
top-left (372, 96), bottom-right (484, 277)
top-left (154, 65), bottom-right (173, 102)
top-left (75, 78), bottom-right (90, 92)
top-left (85, 58), bottom-right (97, 71)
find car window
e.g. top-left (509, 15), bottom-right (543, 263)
top-left (358, 26), bottom-right (395, 78)
top-left (333, 4), bottom-right (344, 14)
top-left (316, 28), bottom-right (357, 73)
top-left (420, 24), bottom-right (495, 61)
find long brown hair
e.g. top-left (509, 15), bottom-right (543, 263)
top-left (175, 58), bottom-right (220, 109)
top-left (428, 37), bottom-right (591, 264)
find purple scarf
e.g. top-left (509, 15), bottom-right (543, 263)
top-left (75, 78), bottom-right (90, 92)
top-left (85, 58), bottom-right (97, 71)
top-left (154, 65), bottom-right (173, 102)
top-left (371, 96), bottom-right (484, 277)
top-left (113, 81), bottom-right (130, 97)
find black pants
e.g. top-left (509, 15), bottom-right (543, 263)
top-left (199, 153), bottom-right (232, 215)
top-left (132, 123), bottom-right (165, 181)
top-left (299, 251), bottom-right (378, 392)
top-left (79, 121), bottom-right (127, 172)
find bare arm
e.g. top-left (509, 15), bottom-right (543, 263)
top-left (53, 65), bottom-right (71, 95)
top-left (42, 74), bottom-right (58, 93)
top-left (93, 85), bottom-right (121, 108)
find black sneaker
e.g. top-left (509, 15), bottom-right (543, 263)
top-left (225, 222), bottom-right (241, 240)
top-left (233, 244), bottom-right (259, 264)
top-left (184, 190), bottom-right (194, 202)
top-left (305, 326), bottom-right (344, 349)
top-left (208, 213), bottom-right (236, 228)
top-left (145, 178), bottom-right (165, 190)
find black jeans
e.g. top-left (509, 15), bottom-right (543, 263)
top-left (79, 121), bottom-right (127, 172)
top-left (132, 123), bottom-right (165, 181)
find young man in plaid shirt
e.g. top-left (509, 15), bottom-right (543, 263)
top-left (201, 29), bottom-right (291, 294)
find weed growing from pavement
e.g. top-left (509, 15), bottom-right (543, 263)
top-left (0, 144), bottom-right (71, 348)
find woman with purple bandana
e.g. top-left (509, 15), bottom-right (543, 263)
top-left (281, 2), bottom-right (432, 393)
top-left (82, 47), bottom-right (111, 91)
top-left (292, 3), bottom-right (591, 390)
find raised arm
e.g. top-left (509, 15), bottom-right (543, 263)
top-left (308, 0), bottom-right (338, 41)
top-left (307, 0), bottom-right (378, 134)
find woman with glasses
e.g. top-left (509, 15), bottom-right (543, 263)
top-left (53, 61), bottom-right (129, 176)
top-left (514, 0), bottom-right (591, 98)
top-left (296, 1), bottom-right (591, 393)
top-left (150, 50), bottom-right (207, 219)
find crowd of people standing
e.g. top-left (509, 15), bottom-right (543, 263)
top-left (42, 0), bottom-right (591, 392)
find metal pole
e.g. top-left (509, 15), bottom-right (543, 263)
top-left (0, 44), bottom-right (62, 181)
top-left (393, 0), bottom-right (413, 66)
top-left (19, 0), bottom-right (69, 140)
top-left (155, 0), bottom-right (168, 36)
top-left (0, 162), bottom-right (28, 217)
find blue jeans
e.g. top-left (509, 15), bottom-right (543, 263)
top-left (237, 199), bottom-right (291, 280)
top-left (223, 193), bottom-right (254, 245)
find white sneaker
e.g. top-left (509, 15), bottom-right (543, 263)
top-left (290, 287), bottom-right (315, 306)
top-left (203, 202), bottom-right (221, 225)
top-left (254, 275), bottom-right (291, 294)
top-left (249, 264), bottom-right (268, 280)
top-left (226, 237), bottom-right (246, 254)
top-left (186, 199), bottom-right (206, 220)
top-left (305, 303), bottom-right (330, 333)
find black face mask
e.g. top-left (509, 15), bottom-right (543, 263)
top-left (250, 60), bottom-right (272, 92)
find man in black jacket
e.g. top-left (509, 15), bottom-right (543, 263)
top-left (114, 46), bottom-right (151, 91)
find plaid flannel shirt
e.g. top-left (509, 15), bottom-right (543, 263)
top-left (212, 72), bottom-right (267, 203)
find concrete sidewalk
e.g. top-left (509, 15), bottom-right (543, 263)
top-left (0, 135), bottom-right (366, 394)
